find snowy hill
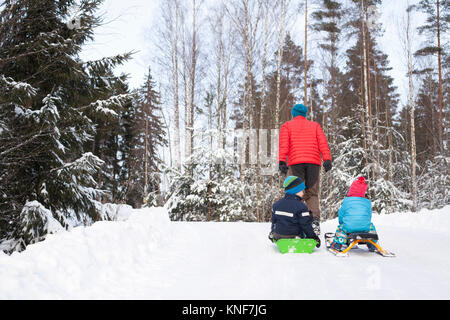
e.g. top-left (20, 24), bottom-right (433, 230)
top-left (1, 206), bottom-right (449, 300)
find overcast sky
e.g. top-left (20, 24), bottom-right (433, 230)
top-left (79, 0), bottom-right (425, 107)
top-left (79, 0), bottom-right (158, 89)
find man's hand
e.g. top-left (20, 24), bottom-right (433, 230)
top-left (323, 160), bottom-right (332, 172)
top-left (279, 161), bottom-right (288, 175)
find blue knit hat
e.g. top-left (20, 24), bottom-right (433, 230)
top-left (283, 176), bottom-right (306, 195)
top-left (291, 104), bottom-right (308, 118)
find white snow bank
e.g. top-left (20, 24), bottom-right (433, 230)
top-left (0, 205), bottom-right (449, 300)
top-left (371, 205), bottom-right (450, 234)
top-left (97, 203), bottom-right (135, 222)
top-left (0, 207), bottom-right (171, 299)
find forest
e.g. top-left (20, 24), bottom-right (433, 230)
top-left (0, 0), bottom-right (448, 252)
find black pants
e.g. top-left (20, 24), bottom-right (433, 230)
top-left (289, 163), bottom-right (321, 219)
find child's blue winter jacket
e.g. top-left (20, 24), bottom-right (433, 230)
top-left (271, 194), bottom-right (317, 238)
top-left (338, 197), bottom-right (372, 233)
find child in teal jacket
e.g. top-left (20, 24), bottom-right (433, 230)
top-left (330, 177), bottom-right (377, 252)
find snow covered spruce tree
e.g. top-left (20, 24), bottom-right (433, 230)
top-left (0, 0), bottom-right (132, 252)
top-left (317, 1), bottom-right (410, 216)
top-left (86, 70), bottom-right (133, 206)
top-left (165, 128), bottom-right (253, 222)
top-left (320, 114), bottom-right (367, 219)
top-left (418, 155), bottom-right (450, 210)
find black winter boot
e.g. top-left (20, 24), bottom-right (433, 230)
top-left (312, 217), bottom-right (321, 236)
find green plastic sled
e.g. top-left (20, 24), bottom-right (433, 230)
top-left (275, 238), bottom-right (318, 254)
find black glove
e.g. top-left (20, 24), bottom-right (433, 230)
top-left (323, 160), bottom-right (332, 172)
top-left (315, 237), bottom-right (321, 248)
top-left (279, 161), bottom-right (288, 175)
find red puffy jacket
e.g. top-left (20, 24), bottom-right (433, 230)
top-left (278, 116), bottom-right (331, 166)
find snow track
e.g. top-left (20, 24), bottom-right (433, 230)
top-left (1, 206), bottom-right (449, 299)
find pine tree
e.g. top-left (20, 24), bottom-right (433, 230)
top-left (0, 0), bottom-right (133, 252)
top-left (165, 133), bottom-right (253, 222)
top-left (125, 69), bottom-right (167, 208)
top-left (414, 0), bottom-right (449, 154)
top-left (418, 155), bottom-right (450, 210)
top-left (321, 113), bottom-right (366, 219)
top-left (413, 74), bottom-right (440, 164)
top-left (324, 0), bottom-right (408, 214)
top-left (265, 34), bottom-right (306, 126)
top-left (311, 0), bottom-right (344, 131)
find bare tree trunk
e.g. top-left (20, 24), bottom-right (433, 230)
top-left (273, 0), bottom-right (287, 200)
top-left (385, 98), bottom-right (394, 210)
top-left (330, 28), bottom-right (337, 135)
top-left (215, 16), bottom-right (224, 148)
top-left (241, 1), bottom-right (252, 176)
top-left (208, 89), bottom-right (213, 221)
top-left (365, 5), bottom-right (376, 185)
top-left (428, 76), bottom-right (436, 158)
top-left (181, 13), bottom-right (189, 162)
top-left (172, 0), bottom-right (181, 170)
top-left (309, 69), bottom-right (313, 120)
top-left (144, 117), bottom-right (149, 205)
top-left (260, 0), bottom-right (269, 131)
top-left (256, 0), bottom-right (270, 222)
top-left (221, 28), bottom-right (233, 147)
top-left (407, 4), bottom-right (418, 212)
top-left (160, 96), bottom-right (173, 169)
top-left (143, 76), bottom-right (151, 205)
top-left (359, 32), bottom-right (368, 172)
top-left (227, 0), bottom-right (261, 177)
top-left (275, 0), bottom-right (286, 128)
top-left (304, 0), bottom-right (308, 106)
top-left (361, 0), bottom-right (375, 188)
top-left (211, 4), bottom-right (233, 150)
top-left (373, 58), bottom-right (381, 180)
top-left (436, 0), bottom-right (444, 154)
top-left (187, 0), bottom-right (199, 163)
top-left (321, 102), bottom-right (329, 218)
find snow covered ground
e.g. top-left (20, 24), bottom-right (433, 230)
top-left (1, 205), bottom-right (449, 300)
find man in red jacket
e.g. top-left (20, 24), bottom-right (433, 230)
top-left (278, 104), bottom-right (332, 235)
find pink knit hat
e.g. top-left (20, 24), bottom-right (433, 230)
top-left (347, 177), bottom-right (368, 197)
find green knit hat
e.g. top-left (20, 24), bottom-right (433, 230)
top-left (283, 176), bottom-right (306, 194)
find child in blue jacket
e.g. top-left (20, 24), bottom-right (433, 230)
top-left (329, 177), bottom-right (377, 252)
top-left (269, 176), bottom-right (321, 247)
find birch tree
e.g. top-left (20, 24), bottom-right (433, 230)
top-left (304, 0), bottom-right (308, 106)
top-left (209, 2), bottom-right (235, 149)
top-left (275, 0), bottom-right (288, 129)
top-left (406, 4), bottom-right (418, 212)
top-left (256, 0), bottom-right (271, 221)
top-left (312, 0), bottom-right (345, 138)
top-left (226, 0), bottom-right (262, 175)
top-left (159, 0), bottom-right (182, 170)
top-left (181, 0), bottom-right (203, 163)
top-left (360, 0), bottom-right (376, 186)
